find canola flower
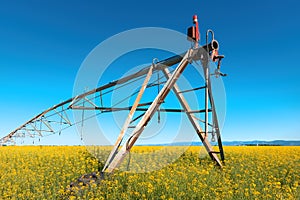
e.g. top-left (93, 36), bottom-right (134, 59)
top-left (0, 146), bottom-right (299, 199)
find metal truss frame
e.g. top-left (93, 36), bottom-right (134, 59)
top-left (1, 43), bottom-right (225, 171)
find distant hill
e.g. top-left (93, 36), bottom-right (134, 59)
top-left (222, 140), bottom-right (300, 146)
top-left (141, 140), bottom-right (300, 146)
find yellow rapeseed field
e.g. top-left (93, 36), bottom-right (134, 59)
top-left (0, 146), bottom-right (299, 199)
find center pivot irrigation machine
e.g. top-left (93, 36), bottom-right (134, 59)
top-left (1, 15), bottom-right (227, 176)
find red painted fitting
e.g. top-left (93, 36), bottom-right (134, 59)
top-left (193, 15), bottom-right (200, 42)
top-left (193, 15), bottom-right (198, 24)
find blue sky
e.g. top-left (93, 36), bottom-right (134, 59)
top-left (0, 0), bottom-right (299, 144)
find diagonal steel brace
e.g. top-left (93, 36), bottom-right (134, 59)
top-left (162, 68), bottom-right (223, 167)
top-left (102, 49), bottom-right (193, 173)
top-left (102, 65), bottom-right (154, 171)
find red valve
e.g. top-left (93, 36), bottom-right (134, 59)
top-left (187, 15), bottom-right (201, 45)
top-left (193, 15), bottom-right (198, 23)
top-left (193, 15), bottom-right (200, 42)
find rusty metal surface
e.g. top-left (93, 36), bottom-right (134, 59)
top-left (103, 50), bottom-right (192, 173)
top-left (0, 52), bottom-right (185, 145)
top-left (163, 68), bottom-right (223, 167)
top-left (0, 46), bottom-right (209, 146)
top-left (1, 45), bottom-right (225, 171)
top-left (102, 66), bottom-right (153, 172)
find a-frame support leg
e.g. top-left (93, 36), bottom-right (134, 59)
top-left (102, 49), bottom-right (193, 173)
top-left (207, 76), bottom-right (225, 161)
top-left (102, 66), bottom-right (154, 171)
top-left (162, 68), bottom-right (223, 167)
